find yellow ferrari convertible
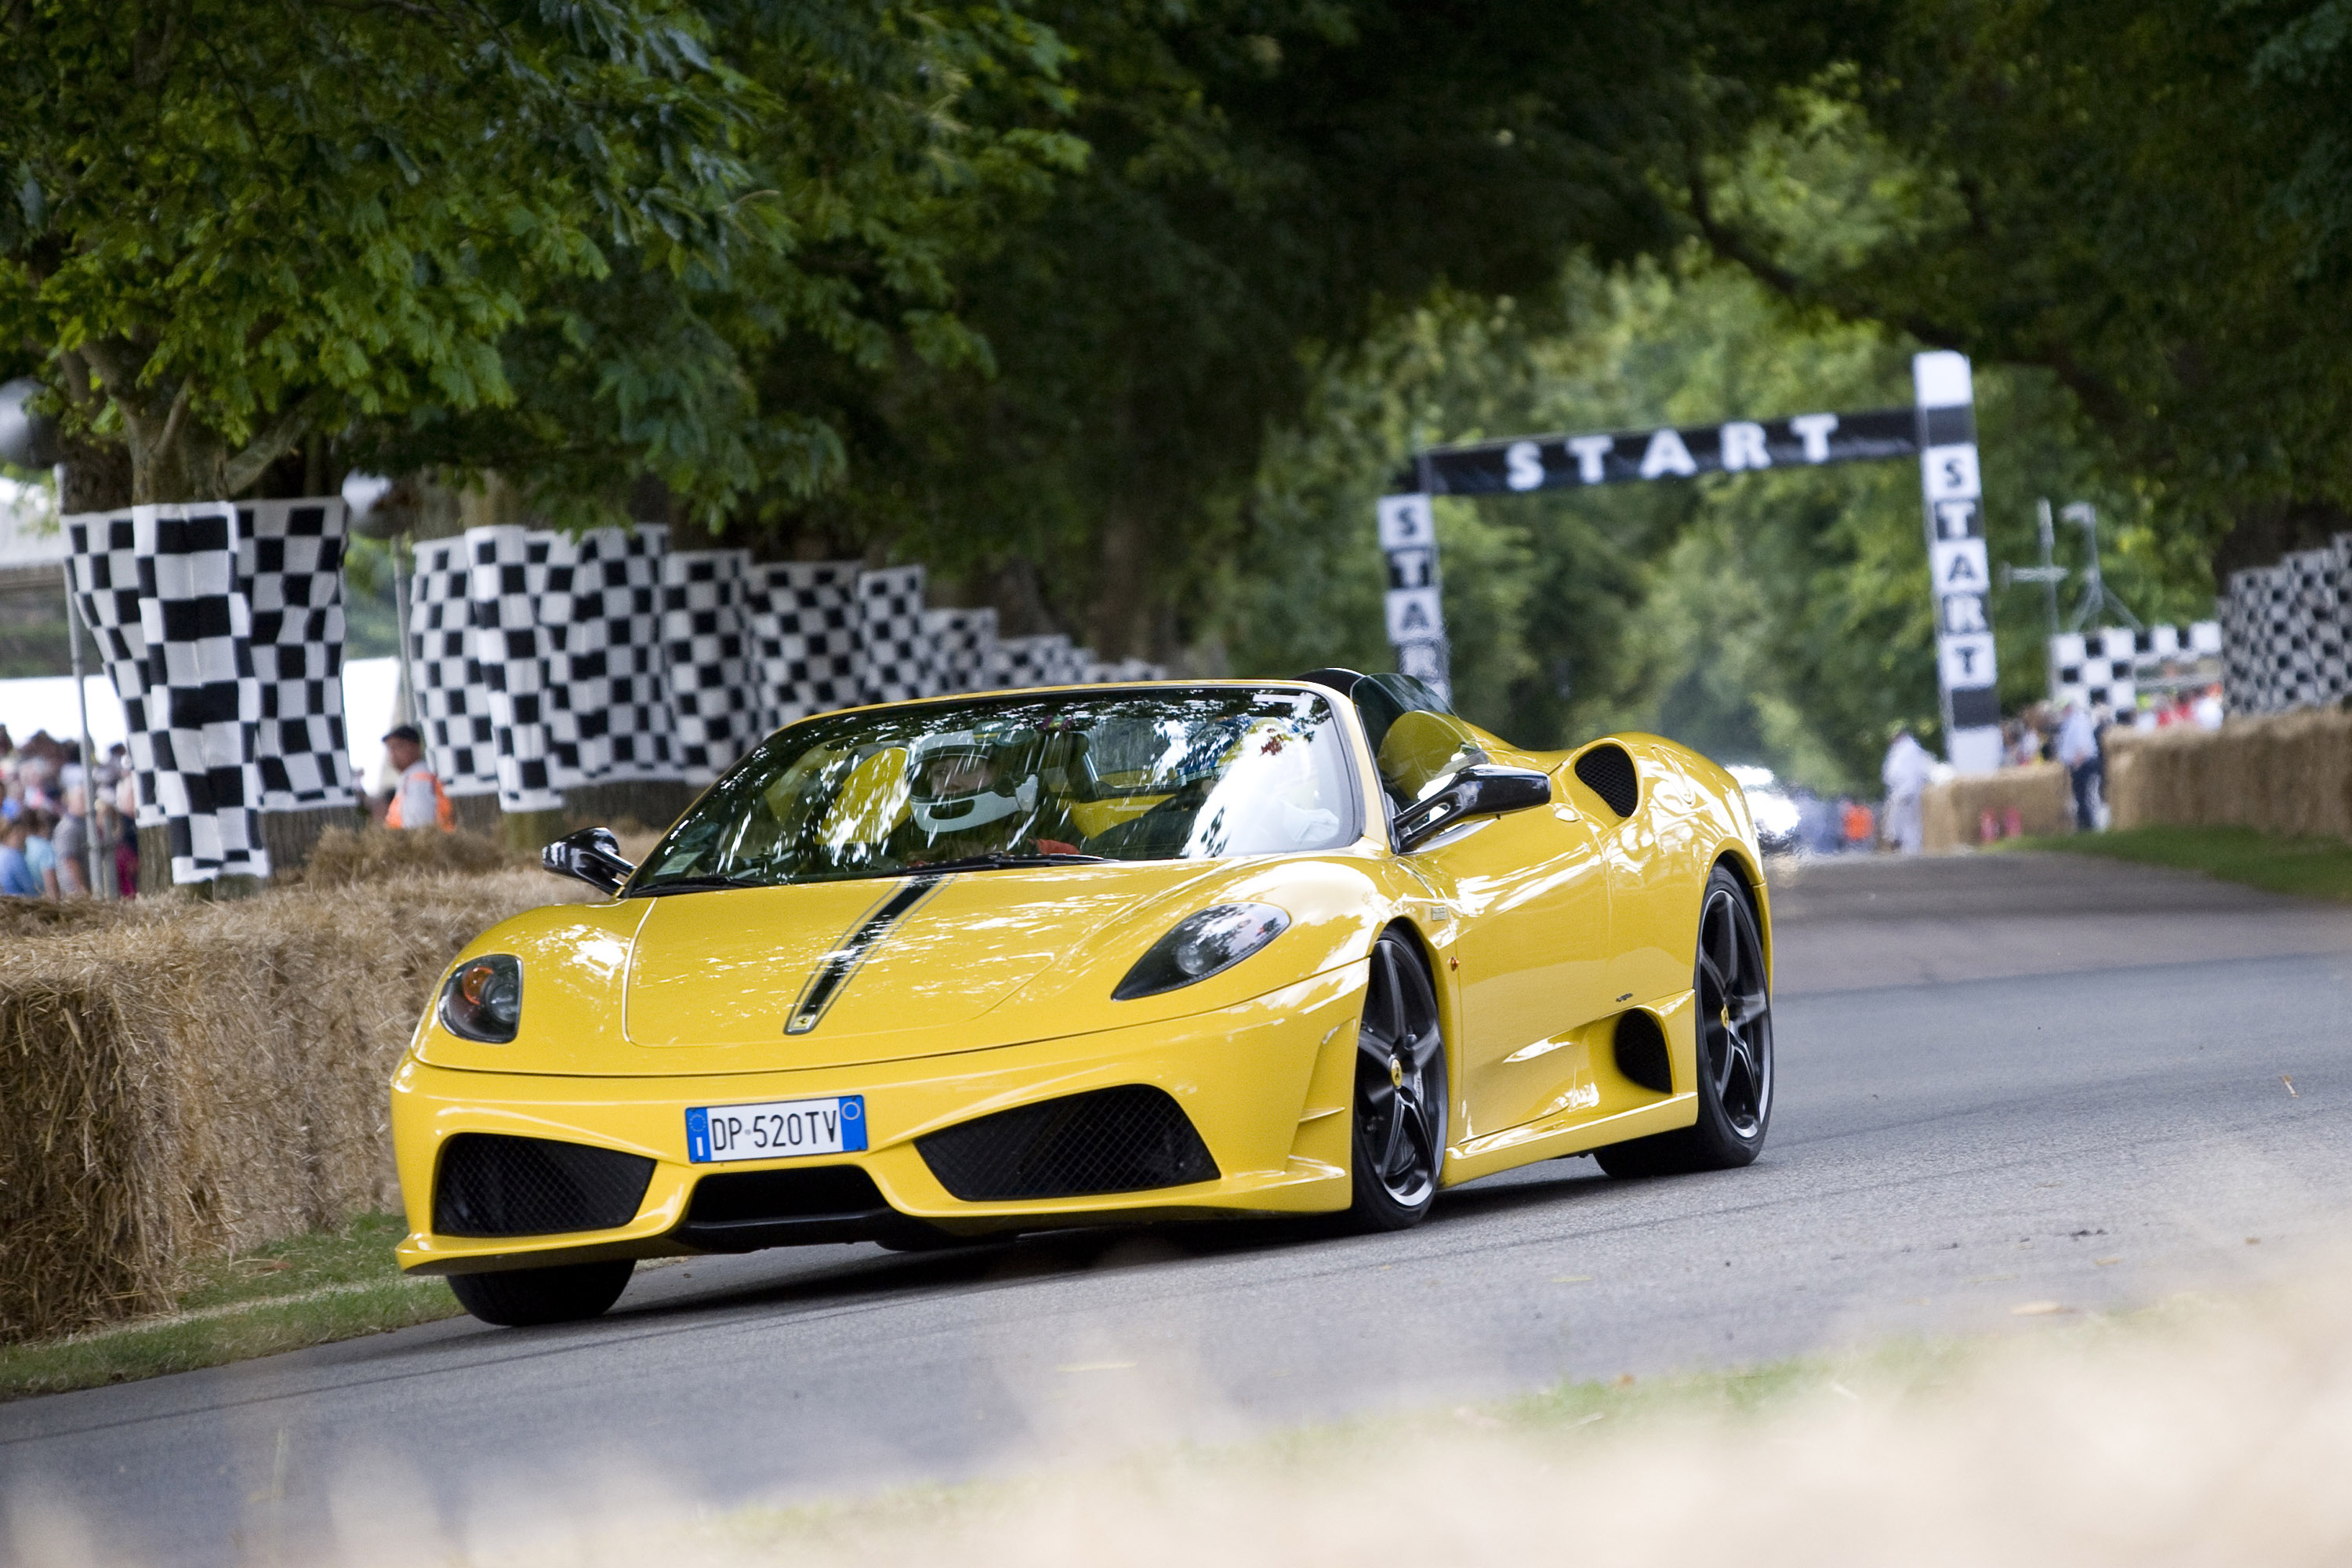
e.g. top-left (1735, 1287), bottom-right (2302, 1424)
top-left (391, 672), bottom-right (1774, 1325)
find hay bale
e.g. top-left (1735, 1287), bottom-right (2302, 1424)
top-left (0, 870), bottom-right (579, 1342)
top-left (299, 824), bottom-right (525, 887)
top-left (2108, 711), bottom-right (2352, 838)
top-left (1922, 764), bottom-right (2074, 852)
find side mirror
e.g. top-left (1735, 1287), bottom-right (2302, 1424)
top-left (1395, 764), bottom-right (1553, 852)
top-left (541, 826), bottom-right (635, 896)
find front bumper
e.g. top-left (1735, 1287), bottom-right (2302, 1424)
top-left (394, 964), bottom-right (1364, 1275)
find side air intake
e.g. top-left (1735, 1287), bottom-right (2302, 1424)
top-left (434, 1133), bottom-right (655, 1238)
top-left (1613, 1009), bottom-right (1673, 1094)
top-left (917, 1085), bottom-right (1219, 1202)
top-left (1573, 742), bottom-right (1640, 817)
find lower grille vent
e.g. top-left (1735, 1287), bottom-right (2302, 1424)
top-left (917, 1085), bottom-right (1219, 1202)
top-left (434, 1133), bottom-right (654, 1238)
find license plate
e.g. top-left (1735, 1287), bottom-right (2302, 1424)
top-left (685, 1094), bottom-right (867, 1164)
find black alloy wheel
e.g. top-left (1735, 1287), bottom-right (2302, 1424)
top-left (1596, 865), bottom-right (1773, 1177)
top-left (446, 1258), bottom-right (635, 1327)
top-left (1345, 930), bottom-right (1449, 1229)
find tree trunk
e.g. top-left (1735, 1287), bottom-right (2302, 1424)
top-left (1087, 499), bottom-right (1160, 660)
top-left (59, 437), bottom-right (133, 514)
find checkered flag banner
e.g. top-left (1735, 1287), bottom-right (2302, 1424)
top-left (462, 524), bottom-right (561, 814)
top-left (238, 499), bottom-right (356, 809)
top-left (2050, 622), bottom-right (2226, 720)
top-left (537, 524), bottom-right (677, 789)
top-left (922, 607), bottom-right (997, 695)
top-left (2285, 546), bottom-right (2347, 710)
top-left (136, 504), bottom-right (267, 883)
top-left (857, 565), bottom-right (941, 703)
top-left (992, 633), bottom-right (1072, 689)
top-left (747, 561), bottom-right (862, 728)
top-left (662, 546), bottom-right (757, 780)
top-left (64, 510), bottom-right (164, 829)
top-left (408, 538), bottom-right (498, 795)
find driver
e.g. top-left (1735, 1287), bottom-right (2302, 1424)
top-left (889, 728), bottom-right (1083, 863)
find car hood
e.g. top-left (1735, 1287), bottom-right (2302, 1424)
top-left (412, 855), bottom-right (1386, 1077)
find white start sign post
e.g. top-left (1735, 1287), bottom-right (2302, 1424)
top-left (1377, 350), bottom-right (2001, 772)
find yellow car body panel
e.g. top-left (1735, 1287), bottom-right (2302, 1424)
top-left (391, 680), bottom-right (1769, 1276)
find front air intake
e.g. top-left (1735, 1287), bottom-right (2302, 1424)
top-left (916, 1085), bottom-right (1220, 1201)
top-left (433, 1133), bottom-right (655, 1238)
top-left (676, 1164), bottom-right (898, 1250)
top-left (1574, 742), bottom-right (1640, 817)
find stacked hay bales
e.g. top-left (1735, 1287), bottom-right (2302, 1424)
top-left (0, 850), bottom-right (580, 1343)
top-left (2107, 710), bottom-right (2352, 838)
top-left (1922, 763), bottom-right (2074, 853)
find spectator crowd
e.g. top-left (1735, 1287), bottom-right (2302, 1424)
top-left (0, 726), bottom-right (140, 900)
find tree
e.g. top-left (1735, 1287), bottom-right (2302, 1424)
top-left (746, 0), bottom-right (1886, 654)
top-left (0, 1), bottom-right (787, 505)
top-left (1686, 1), bottom-right (2352, 575)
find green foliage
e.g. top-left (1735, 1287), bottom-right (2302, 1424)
top-left (1693, 5), bottom-right (2352, 569)
top-left (0, 0), bottom-right (767, 499)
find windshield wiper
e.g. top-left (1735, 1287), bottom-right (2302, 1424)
top-left (626, 874), bottom-right (768, 898)
top-left (905, 851), bottom-right (1111, 877)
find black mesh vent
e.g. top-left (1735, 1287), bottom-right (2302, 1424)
top-left (1574, 743), bottom-right (1640, 817)
top-left (686, 1164), bottom-right (887, 1225)
top-left (1613, 1009), bottom-right (1672, 1094)
top-left (917, 1086), bottom-right (1219, 1202)
top-left (433, 1134), bottom-right (655, 1238)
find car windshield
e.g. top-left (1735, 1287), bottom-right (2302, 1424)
top-left (630, 686), bottom-right (1361, 891)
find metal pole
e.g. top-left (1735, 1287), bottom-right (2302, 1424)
top-left (390, 530), bottom-right (419, 771)
top-left (60, 557), bottom-right (107, 899)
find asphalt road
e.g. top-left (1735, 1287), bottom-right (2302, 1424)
top-left (8, 851), bottom-right (2352, 1566)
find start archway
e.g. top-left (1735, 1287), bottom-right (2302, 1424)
top-left (1377, 350), bottom-right (1998, 774)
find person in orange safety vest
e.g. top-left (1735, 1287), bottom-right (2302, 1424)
top-left (383, 724), bottom-right (455, 831)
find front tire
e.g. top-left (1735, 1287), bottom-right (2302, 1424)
top-left (1595, 865), bottom-right (1773, 1177)
top-left (447, 1259), bottom-right (634, 1327)
top-left (1344, 931), bottom-right (1448, 1231)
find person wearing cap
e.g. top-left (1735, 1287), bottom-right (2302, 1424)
top-left (383, 725), bottom-right (454, 832)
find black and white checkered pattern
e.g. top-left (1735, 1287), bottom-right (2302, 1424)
top-left (857, 566), bottom-right (940, 703)
top-left (408, 538), bottom-right (498, 795)
top-left (2051, 622), bottom-right (2227, 719)
top-left (747, 561), bottom-right (862, 727)
top-left (2049, 628), bottom-right (2140, 715)
top-left (993, 633), bottom-right (1071, 689)
top-left (2221, 569), bottom-right (2268, 715)
top-left (662, 546), bottom-right (757, 779)
top-left (538, 525), bottom-right (676, 788)
top-left (136, 505), bottom-right (267, 883)
top-left (921, 607), bottom-right (996, 694)
top-left (464, 524), bottom-right (561, 814)
top-left (238, 499), bottom-right (355, 808)
top-left (64, 510), bottom-right (163, 829)
top-left (2285, 546), bottom-right (2347, 708)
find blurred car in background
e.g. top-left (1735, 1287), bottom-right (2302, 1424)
top-left (1727, 764), bottom-right (1806, 856)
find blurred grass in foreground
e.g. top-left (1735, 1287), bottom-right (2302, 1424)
top-left (2013, 824), bottom-right (2352, 902)
top-left (0, 1213), bottom-right (454, 1402)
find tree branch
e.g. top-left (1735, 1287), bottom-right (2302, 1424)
top-left (221, 398), bottom-right (315, 496)
top-left (54, 348), bottom-right (95, 409)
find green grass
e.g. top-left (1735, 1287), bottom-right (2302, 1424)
top-left (2014, 824), bottom-right (2352, 902)
top-left (0, 1213), bottom-right (459, 1403)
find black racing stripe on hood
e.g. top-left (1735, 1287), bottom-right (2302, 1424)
top-left (785, 877), bottom-right (949, 1036)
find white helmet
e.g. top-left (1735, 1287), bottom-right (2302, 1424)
top-left (908, 730), bottom-right (1038, 835)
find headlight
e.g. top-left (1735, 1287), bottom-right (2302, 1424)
top-left (1112, 903), bottom-right (1290, 1000)
top-left (439, 954), bottom-right (522, 1043)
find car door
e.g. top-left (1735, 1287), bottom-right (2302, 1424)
top-left (1362, 703), bottom-right (1617, 1145)
top-left (1405, 798), bottom-right (1617, 1142)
